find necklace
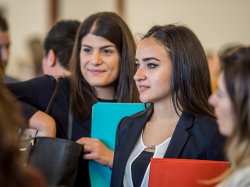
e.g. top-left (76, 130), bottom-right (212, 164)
top-left (145, 145), bottom-right (156, 151)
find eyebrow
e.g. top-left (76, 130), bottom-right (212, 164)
top-left (81, 44), bottom-right (116, 50)
top-left (135, 57), bottom-right (160, 62)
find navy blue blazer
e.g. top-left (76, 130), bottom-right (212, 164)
top-left (111, 107), bottom-right (225, 187)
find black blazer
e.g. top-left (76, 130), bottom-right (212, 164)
top-left (111, 107), bottom-right (225, 187)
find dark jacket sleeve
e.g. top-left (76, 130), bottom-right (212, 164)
top-left (7, 75), bottom-right (56, 118)
top-left (19, 101), bottom-right (39, 119)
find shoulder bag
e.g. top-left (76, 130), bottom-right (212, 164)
top-left (20, 77), bottom-right (83, 187)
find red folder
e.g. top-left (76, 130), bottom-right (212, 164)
top-left (149, 158), bottom-right (230, 187)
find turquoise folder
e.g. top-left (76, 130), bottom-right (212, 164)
top-left (89, 102), bottom-right (145, 187)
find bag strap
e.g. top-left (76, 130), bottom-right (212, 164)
top-left (45, 77), bottom-right (60, 113)
top-left (44, 77), bottom-right (73, 140)
top-left (33, 77), bottom-right (60, 138)
top-left (68, 108), bottom-right (73, 140)
top-left (35, 77), bottom-right (74, 140)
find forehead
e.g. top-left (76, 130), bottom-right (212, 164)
top-left (136, 37), bottom-right (168, 59)
top-left (81, 33), bottom-right (115, 47)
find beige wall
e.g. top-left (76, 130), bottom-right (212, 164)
top-left (0, 0), bottom-right (47, 79)
top-left (126, 0), bottom-right (250, 50)
top-left (1, 0), bottom-right (250, 79)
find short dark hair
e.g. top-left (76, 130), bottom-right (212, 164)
top-left (0, 14), bottom-right (8, 31)
top-left (143, 24), bottom-right (214, 117)
top-left (70, 12), bottom-right (138, 118)
top-left (44, 20), bottom-right (80, 69)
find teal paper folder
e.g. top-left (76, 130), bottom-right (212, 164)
top-left (89, 102), bottom-right (145, 187)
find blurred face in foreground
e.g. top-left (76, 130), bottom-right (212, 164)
top-left (209, 72), bottom-right (235, 136)
top-left (0, 30), bottom-right (10, 69)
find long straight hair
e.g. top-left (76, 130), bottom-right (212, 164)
top-left (222, 47), bottom-right (250, 180)
top-left (70, 12), bottom-right (138, 119)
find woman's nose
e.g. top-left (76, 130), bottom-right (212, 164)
top-left (208, 93), bottom-right (216, 107)
top-left (90, 51), bottom-right (102, 65)
top-left (134, 68), bottom-right (146, 81)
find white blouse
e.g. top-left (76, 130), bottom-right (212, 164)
top-left (123, 133), bottom-right (171, 187)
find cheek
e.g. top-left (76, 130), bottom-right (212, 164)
top-left (79, 53), bottom-right (86, 66)
top-left (79, 55), bottom-right (87, 77)
top-left (217, 103), bottom-right (235, 134)
top-left (156, 72), bottom-right (171, 90)
top-left (110, 57), bottom-right (120, 76)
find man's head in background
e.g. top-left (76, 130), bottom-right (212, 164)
top-left (42, 20), bottom-right (80, 77)
top-left (0, 14), bottom-right (10, 72)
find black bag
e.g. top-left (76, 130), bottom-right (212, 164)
top-left (28, 137), bottom-right (82, 187)
top-left (20, 77), bottom-right (83, 187)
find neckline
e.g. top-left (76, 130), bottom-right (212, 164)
top-left (140, 132), bottom-right (171, 151)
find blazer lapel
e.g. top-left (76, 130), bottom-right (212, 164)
top-left (115, 108), bottom-right (152, 186)
top-left (164, 112), bottom-right (194, 158)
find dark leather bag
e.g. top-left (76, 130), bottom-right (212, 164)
top-left (21, 77), bottom-right (83, 187)
top-left (28, 137), bottom-right (82, 187)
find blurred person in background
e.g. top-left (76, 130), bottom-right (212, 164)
top-left (27, 36), bottom-right (43, 77)
top-left (206, 49), bottom-right (220, 92)
top-left (0, 14), bottom-right (19, 83)
top-left (42, 20), bottom-right (80, 77)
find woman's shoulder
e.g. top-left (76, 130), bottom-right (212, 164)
top-left (120, 106), bottom-right (151, 123)
top-left (26, 75), bottom-right (69, 85)
top-left (117, 106), bottom-right (151, 133)
top-left (180, 111), bottom-right (217, 128)
top-left (190, 112), bottom-right (217, 126)
top-left (181, 112), bottom-right (219, 136)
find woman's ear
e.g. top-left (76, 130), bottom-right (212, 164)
top-left (47, 49), bottom-right (56, 67)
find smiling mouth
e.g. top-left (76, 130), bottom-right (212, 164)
top-left (88, 69), bottom-right (106, 75)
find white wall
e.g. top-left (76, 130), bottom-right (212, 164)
top-left (0, 0), bottom-right (47, 79)
top-left (60, 0), bottom-right (116, 21)
top-left (1, 0), bottom-right (250, 79)
top-left (126, 0), bottom-right (250, 50)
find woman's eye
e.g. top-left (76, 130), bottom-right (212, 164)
top-left (147, 63), bottom-right (158, 69)
top-left (135, 63), bottom-right (140, 69)
top-left (82, 48), bottom-right (91, 53)
top-left (103, 49), bottom-right (113, 55)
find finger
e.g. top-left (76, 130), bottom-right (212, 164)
top-left (83, 152), bottom-right (99, 160)
top-left (83, 144), bottom-right (94, 152)
top-left (76, 137), bottom-right (91, 144)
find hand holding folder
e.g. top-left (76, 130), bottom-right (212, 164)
top-left (90, 102), bottom-right (145, 187)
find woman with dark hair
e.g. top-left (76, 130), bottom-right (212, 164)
top-left (7, 12), bottom-right (138, 187)
top-left (111, 24), bottom-right (225, 187)
top-left (209, 46), bottom-right (250, 187)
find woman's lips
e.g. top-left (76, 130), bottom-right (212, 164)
top-left (137, 85), bottom-right (150, 92)
top-left (88, 69), bottom-right (105, 75)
